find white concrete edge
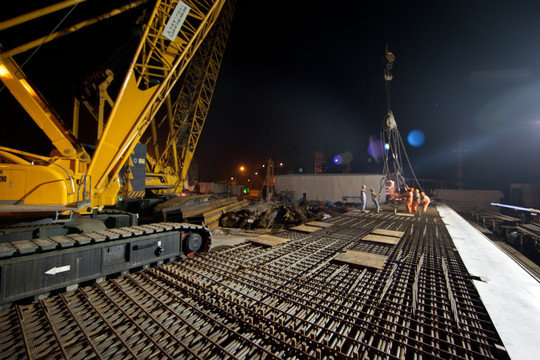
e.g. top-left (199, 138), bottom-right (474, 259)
top-left (437, 203), bottom-right (540, 360)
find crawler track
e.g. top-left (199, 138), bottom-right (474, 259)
top-left (0, 210), bottom-right (508, 359)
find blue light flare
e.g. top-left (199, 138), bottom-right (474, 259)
top-left (407, 129), bottom-right (425, 147)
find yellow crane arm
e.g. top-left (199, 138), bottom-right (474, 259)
top-left (156, 0), bottom-right (235, 191)
top-left (0, 54), bottom-right (85, 159)
top-left (179, 0), bottom-right (235, 185)
top-left (88, 0), bottom-right (228, 206)
top-left (1, 0), bottom-right (149, 58)
top-left (0, 0), bottom-right (149, 160)
top-left (0, 0), bottom-right (87, 32)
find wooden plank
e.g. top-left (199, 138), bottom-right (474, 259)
top-left (290, 224), bottom-right (322, 233)
top-left (201, 200), bottom-right (247, 229)
top-left (334, 250), bottom-right (388, 270)
top-left (248, 234), bottom-right (289, 247)
top-left (362, 234), bottom-right (401, 245)
top-left (371, 228), bottom-right (405, 238)
top-left (306, 221), bottom-right (333, 228)
top-left (517, 225), bottom-right (540, 239)
top-left (396, 212), bottom-right (415, 217)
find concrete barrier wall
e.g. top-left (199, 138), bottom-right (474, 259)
top-left (275, 173), bottom-right (385, 204)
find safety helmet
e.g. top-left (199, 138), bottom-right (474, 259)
top-left (362, 184), bottom-right (366, 188)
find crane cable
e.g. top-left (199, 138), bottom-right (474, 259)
top-left (0, 3), bottom-right (80, 94)
top-left (379, 48), bottom-right (424, 196)
top-left (379, 6), bottom-right (424, 197)
top-left (384, 46), bottom-right (395, 111)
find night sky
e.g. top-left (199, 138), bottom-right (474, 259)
top-left (2, 1), bottom-right (540, 195)
top-left (196, 0), bottom-right (540, 194)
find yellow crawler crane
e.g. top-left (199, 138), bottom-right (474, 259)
top-left (0, 0), bottom-right (229, 216)
top-left (0, 0), bottom-right (236, 306)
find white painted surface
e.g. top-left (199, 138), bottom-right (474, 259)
top-left (438, 203), bottom-right (540, 360)
top-left (162, 1), bottom-right (191, 41)
top-left (275, 173), bottom-right (384, 203)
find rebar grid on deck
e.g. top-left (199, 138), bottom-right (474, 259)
top-left (0, 209), bottom-right (508, 359)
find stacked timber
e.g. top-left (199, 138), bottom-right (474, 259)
top-left (154, 195), bottom-right (247, 230)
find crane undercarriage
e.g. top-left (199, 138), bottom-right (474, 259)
top-left (0, 220), bottom-right (211, 308)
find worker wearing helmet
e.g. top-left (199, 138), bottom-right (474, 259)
top-left (361, 184), bottom-right (367, 211)
top-left (370, 188), bottom-right (381, 213)
top-left (421, 192), bottom-right (431, 213)
top-left (405, 188), bottom-right (413, 213)
top-left (412, 189), bottom-right (421, 212)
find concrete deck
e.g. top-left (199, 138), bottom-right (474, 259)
top-left (439, 203), bottom-right (540, 360)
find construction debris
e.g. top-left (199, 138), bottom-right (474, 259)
top-left (154, 195), bottom-right (247, 230)
top-left (220, 203), bottom-right (336, 229)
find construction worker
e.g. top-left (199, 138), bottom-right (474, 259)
top-left (421, 192), bottom-right (431, 213)
top-left (405, 188), bottom-right (413, 213)
top-left (412, 189), bottom-right (421, 212)
top-left (361, 184), bottom-right (367, 211)
top-left (370, 188), bottom-right (381, 213)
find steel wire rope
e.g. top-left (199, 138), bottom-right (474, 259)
top-left (396, 129), bottom-right (423, 192)
top-left (379, 125), bottom-right (407, 196)
top-left (379, 131), bottom-right (390, 196)
top-left (0, 3), bottom-right (80, 94)
top-left (385, 66), bottom-right (392, 110)
top-left (379, 36), bottom-right (396, 197)
top-left (379, 50), bottom-right (424, 194)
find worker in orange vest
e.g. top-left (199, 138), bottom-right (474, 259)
top-left (421, 192), bottom-right (431, 213)
top-left (405, 188), bottom-right (413, 213)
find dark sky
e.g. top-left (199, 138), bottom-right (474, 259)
top-left (196, 0), bottom-right (540, 193)
top-left (2, 1), bottom-right (540, 195)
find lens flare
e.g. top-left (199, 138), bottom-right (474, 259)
top-left (407, 129), bottom-right (425, 147)
top-left (368, 139), bottom-right (385, 158)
